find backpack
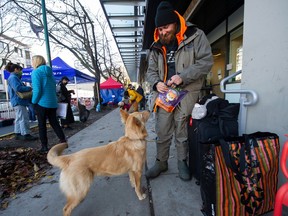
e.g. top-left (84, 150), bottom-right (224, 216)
top-left (194, 96), bottom-right (240, 142)
top-left (56, 84), bottom-right (66, 102)
top-left (205, 98), bottom-right (239, 137)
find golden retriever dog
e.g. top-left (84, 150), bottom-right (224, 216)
top-left (47, 109), bottom-right (150, 216)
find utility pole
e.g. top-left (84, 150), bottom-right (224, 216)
top-left (41, 0), bottom-right (52, 66)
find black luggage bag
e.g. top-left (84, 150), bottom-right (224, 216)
top-left (187, 97), bottom-right (240, 185)
top-left (188, 117), bottom-right (221, 184)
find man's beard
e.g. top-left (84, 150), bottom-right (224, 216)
top-left (159, 29), bottom-right (177, 45)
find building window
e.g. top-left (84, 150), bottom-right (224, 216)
top-left (0, 41), bottom-right (9, 53)
top-left (229, 26), bottom-right (243, 81)
top-left (1, 58), bottom-right (7, 66)
top-left (210, 36), bottom-right (227, 97)
top-left (14, 47), bottom-right (18, 53)
top-left (25, 50), bottom-right (31, 59)
top-left (19, 48), bottom-right (23, 57)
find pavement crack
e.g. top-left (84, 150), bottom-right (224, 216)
top-left (145, 162), bottom-right (155, 216)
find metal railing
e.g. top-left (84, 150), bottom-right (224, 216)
top-left (220, 70), bottom-right (258, 135)
top-left (0, 100), bottom-right (15, 119)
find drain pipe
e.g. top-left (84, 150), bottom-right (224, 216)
top-left (220, 70), bottom-right (258, 135)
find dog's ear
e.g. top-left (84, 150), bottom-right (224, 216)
top-left (125, 116), bottom-right (148, 140)
top-left (131, 116), bottom-right (142, 128)
top-left (141, 111), bottom-right (150, 122)
top-left (120, 109), bottom-right (129, 124)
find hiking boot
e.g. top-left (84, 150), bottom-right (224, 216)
top-left (15, 133), bottom-right (22, 140)
top-left (178, 160), bottom-right (191, 181)
top-left (38, 146), bottom-right (49, 154)
top-left (146, 160), bottom-right (168, 179)
top-left (22, 134), bottom-right (38, 141)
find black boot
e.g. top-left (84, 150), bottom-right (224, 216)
top-left (39, 145), bottom-right (49, 154)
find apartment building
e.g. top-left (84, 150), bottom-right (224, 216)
top-left (0, 34), bottom-right (32, 100)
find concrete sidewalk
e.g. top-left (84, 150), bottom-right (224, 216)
top-left (1, 108), bottom-right (202, 216)
top-left (0, 122), bottom-right (38, 137)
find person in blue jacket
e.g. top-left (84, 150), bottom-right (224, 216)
top-left (6, 62), bottom-right (37, 141)
top-left (31, 55), bottom-right (66, 153)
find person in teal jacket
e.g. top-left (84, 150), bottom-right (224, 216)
top-left (31, 55), bottom-right (66, 153)
top-left (6, 62), bottom-right (37, 141)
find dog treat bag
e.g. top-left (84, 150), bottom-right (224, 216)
top-left (155, 87), bottom-right (188, 112)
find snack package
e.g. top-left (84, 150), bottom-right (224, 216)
top-left (155, 87), bottom-right (188, 112)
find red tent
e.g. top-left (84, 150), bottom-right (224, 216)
top-left (100, 77), bottom-right (123, 89)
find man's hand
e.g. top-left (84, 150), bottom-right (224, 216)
top-left (166, 75), bottom-right (183, 88)
top-left (156, 82), bottom-right (169, 93)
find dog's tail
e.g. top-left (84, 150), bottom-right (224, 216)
top-left (47, 143), bottom-right (69, 169)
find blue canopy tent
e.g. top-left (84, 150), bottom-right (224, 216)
top-left (4, 56), bottom-right (96, 84)
top-left (4, 57), bottom-right (97, 102)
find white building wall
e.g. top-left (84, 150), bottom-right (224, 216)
top-left (242, 0), bottom-right (288, 186)
top-left (0, 35), bottom-right (31, 100)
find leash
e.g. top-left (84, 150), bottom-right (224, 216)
top-left (145, 139), bottom-right (156, 143)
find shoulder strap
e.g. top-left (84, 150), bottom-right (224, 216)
top-left (219, 138), bottom-right (246, 181)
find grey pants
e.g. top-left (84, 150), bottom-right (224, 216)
top-left (155, 106), bottom-right (189, 161)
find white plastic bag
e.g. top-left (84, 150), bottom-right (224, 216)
top-left (56, 102), bottom-right (68, 119)
top-left (191, 96), bottom-right (218, 119)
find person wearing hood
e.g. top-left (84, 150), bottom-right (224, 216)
top-left (31, 55), bottom-right (66, 153)
top-left (56, 76), bottom-right (75, 130)
top-left (127, 83), bottom-right (143, 112)
top-left (6, 62), bottom-right (37, 141)
top-left (145, 1), bottom-right (213, 181)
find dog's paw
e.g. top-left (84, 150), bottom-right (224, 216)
top-left (138, 193), bottom-right (147, 200)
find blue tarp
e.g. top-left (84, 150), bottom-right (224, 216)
top-left (4, 57), bottom-right (96, 84)
top-left (99, 77), bottom-right (123, 105)
top-left (100, 88), bottom-right (124, 105)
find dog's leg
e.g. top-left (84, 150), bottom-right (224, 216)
top-left (131, 171), bottom-right (146, 200)
top-left (128, 171), bottom-right (136, 188)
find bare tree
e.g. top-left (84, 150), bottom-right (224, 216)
top-left (0, 0), bottom-right (17, 36)
top-left (8, 0), bottom-right (125, 104)
top-left (94, 13), bottom-right (125, 83)
top-left (0, 0), bottom-right (22, 69)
